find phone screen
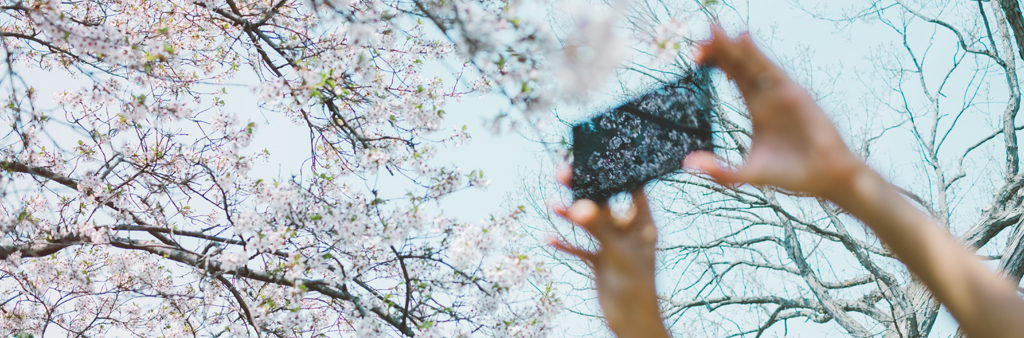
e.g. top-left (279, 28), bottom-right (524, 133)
top-left (571, 68), bottom-right (715, 202)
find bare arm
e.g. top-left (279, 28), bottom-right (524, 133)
top-left (685, 25), bottom-right (1024, 338)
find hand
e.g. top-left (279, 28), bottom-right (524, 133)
top-left (684, 25), bottom-right (868, 199)
top-left (686, 25), bottom-right (1024, 338)
top-left (550, 168), bottom-right (669, 338)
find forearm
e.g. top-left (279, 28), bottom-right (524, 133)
top-left (601, 276), bottom-right (670, 338)
top-left (829, 165), bottom-right (1024, 337)
top-left (607, 306), bottom-right (670, 338)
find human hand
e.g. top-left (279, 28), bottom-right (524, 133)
top-left (550, 168), bottom-right (669, 338)
top-left (684, 25), bottom-right (868, 200)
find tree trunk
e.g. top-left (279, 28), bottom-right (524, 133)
top-left (999, 0), bottom-right (1024, 60)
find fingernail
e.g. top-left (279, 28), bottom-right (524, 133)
top-left (568, 200), bottom-right (598, 224)
top-left (682, 154), bottom-right (700, 170)
top-left (546, 236), bottom-right (558, 245)
top-left (684, 151), bottom-right (717, 172)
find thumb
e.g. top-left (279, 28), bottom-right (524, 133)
top-left (683, 151), bottom-right (750, 186)
top-left (694, 23), bottom-right (730, 66)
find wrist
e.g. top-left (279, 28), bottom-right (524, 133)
top-left (607, 308), bottom-right (670, 338)
top-left (820, 160), bottom-right (877, 205)
top-left (604, 292), bottom-right (668, 338)
top-left (823, 163), bottom-right (913, 231)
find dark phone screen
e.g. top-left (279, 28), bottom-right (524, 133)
top-left (571, 68), bottom-right (715, 202)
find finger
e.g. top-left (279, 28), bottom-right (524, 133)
top-left (695, 25), bottom-right (785, 95)
top-left (640, 224), bottom-right (658, 244)
top-left (730, 34), bottom-right (788, 95)
top-left (693, 23), bottom-right (730, 66)
top-left (557, 163), bottom-right (572, 188)
top-left (683, 151), bottom-right (750, 186)
top-left (549, 237), bottom-right (596, 262)
top-left (572, 199), bottom-right (617, 239)
top-left (567, 199), bottom-right (602, 225)
top-left (553, 201), bottom-right (605, 239)
top-left (553, 203), bottom-right (571, 220)
top-left (627, 188), bottom-right (653, 226)
top-left (557, 201), bottom-right (573, 218)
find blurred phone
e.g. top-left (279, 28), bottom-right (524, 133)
top-left (571, 68), bottom-right (715, 202)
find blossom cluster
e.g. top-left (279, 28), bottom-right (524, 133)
top-left (644, 19), bottom-right (691, 62)
top-left (0, 0), bottom-right (566, 336)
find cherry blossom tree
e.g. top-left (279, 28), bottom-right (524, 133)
top-left (0, 0), bottom-right (574, 336)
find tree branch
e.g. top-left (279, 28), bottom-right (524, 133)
top-left (764, 190), bottom-right (875, 337)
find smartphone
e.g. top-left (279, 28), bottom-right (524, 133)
top-left (571, 68), bottom-right (715, 202)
